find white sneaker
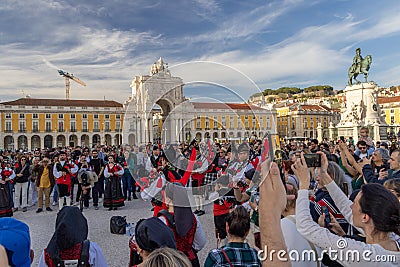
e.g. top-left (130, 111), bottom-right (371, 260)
top-left (52, 201), bottom-right (57, 206)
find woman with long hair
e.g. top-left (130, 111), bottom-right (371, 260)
top-left (292, 152), bottom-right (400, 266)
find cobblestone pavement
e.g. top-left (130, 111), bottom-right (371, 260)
top-left (14, 195), bottom-right (218, 267)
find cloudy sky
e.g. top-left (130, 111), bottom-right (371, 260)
top-left (1, 0), bottom-right (400, 103)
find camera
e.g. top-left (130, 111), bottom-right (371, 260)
top-left (304, 154), bottom-right (321, 167)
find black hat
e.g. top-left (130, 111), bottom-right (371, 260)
top-left (153, 145), bottom-right (159, 151)
top-left (135, 217), bottom-right (176, 252)
top-left (244, 168), bottom-right (261, 183)
top-left (161, 145), bottom-right (178, 163)
top-left (237, 142), bottom-right (250, 153)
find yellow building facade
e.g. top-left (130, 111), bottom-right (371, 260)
top-left (0, 98), bottom-right (124, 150)
top-left (379, 96), bottom-right (400, 137)
top-left (276, 103), bottom-right (340, 140)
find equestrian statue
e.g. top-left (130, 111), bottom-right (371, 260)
top-left (348, 48), bottom-right (372, 85)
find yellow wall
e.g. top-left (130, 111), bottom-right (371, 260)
top-left (12, 114), bottom-right (18, 131)
top-left (39, 114), bottom-right (45, 132)
top-left (77, 114), bottom-right (82, 131)
top-left (88, 114), bottom-right (94, 131)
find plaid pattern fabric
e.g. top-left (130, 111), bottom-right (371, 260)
top-left (204, 242), bottom-right (261, 267)
top-left (204, 172), bottom-right (218, 185)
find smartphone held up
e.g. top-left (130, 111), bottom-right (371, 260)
top-left (304, 153), bottom-right (321, 168)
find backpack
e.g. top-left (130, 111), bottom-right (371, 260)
top-left (110, 216), bottom-right (127, 234)
top-left (53, 240), bottom-right (90, 267)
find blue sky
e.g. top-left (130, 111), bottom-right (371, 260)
top-left (1, 0), bottom-right (400, 103)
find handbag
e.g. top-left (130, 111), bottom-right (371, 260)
top-left (110, 216), bottom-right (127, 234)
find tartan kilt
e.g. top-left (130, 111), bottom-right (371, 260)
top-left (203, 172), bottom-right (218, 185)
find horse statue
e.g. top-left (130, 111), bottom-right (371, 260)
top-left (348, 55), bottom-right (372, 85)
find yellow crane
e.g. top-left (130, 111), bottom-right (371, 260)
top-left (58, 69), bottom-right (86, 100)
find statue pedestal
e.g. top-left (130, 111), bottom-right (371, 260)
top-left (336, 82), bottom-right (388, 141)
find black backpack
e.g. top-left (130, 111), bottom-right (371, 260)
top-left (110, 216), bottom-right (127, 234)
top-left (53, 240), bottom-right (90, 267)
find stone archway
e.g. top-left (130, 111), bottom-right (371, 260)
top-left (123, 58), bottom-right (185, 145)
top-left (44, 135), bottom-right (53, 148)
top-left (105, 134), bottom-right (112, 146)
top-left (81, 135), bottom-right (89, 147)
top-left (114, 134), bottom-right (122, 146)
top-left (4, 136), bottom-right (13, 150)
top-left (69, 135), bottom-right (78, 147)
top-left (56, 135), bottom-right (66, 147)
top-left (18, 135), bottom-right (28, 150)
top-left (212, 132), bottom-right (218, 140)
top-left (92, 134), bottom-right (100, 146)
top-left (31, 135), bottom-right (41, 149)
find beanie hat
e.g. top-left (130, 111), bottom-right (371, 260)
top-left (0, 218), bottom-right (31, 267)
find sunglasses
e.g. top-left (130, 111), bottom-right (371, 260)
top-left (359, 147), bottom-right (367, 149)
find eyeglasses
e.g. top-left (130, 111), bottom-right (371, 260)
top-left (359, 147), bottom-right (367, 149)
top-left (21, 159), bottom-right (26, 161)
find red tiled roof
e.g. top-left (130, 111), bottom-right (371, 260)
top-left (191, 102), bottom-right (265, 110)
top-left (0, 98), bottom-right (123, 108)
top-left (378, 96), bottom-right (400, 104)
top-left (290, 104), bottom-right (331, 112)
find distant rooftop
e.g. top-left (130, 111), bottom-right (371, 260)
top-left (378, 96), bottom-right (400, 104)
top-left (192, 102), bottom-right (265, 110)
top-left (0, 98), bottom-right (123, 108)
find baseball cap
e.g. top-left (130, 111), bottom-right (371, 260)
top-left (0, 218), bottom-right (31, 267)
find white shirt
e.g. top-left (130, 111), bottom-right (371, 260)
top-left (281, 215), bottom-right (321, 267)
top-left (296, 188), bottom-right (400, 266)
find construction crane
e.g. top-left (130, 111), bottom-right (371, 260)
top-left (58, 69), bottom-right (86, 100)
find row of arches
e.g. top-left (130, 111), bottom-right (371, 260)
top-left (3, 134), bottom-right (122, 150)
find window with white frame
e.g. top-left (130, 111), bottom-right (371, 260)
top-left (46, 114), bottom-right (51, 119)
top-left (82, 121), bottom-right (88, 131)
top-left (32, 121), bottom-right (39, 131)
top-left (19, 114), bottom-right (25, 119)
top-left (105, 121), bottom-right (110, 131)
top-left (58, 121), bottom-right (64, 131)
top-left (33, 113), bottom-right (38, 119)
top-left (5, 121), bottom-right (12, 131)
top-left (46, 121), bottom-right (52, 131)
top-left (58, 114), bottom-right (64, 119)
top-left (19, 121), bottom-right (26, 131)
top-left (70, 114), bottom-right (76, 119)
top-left (94, 121), bottom-right (99, 130)
top-left (5, 113), bottom-right (11, 119)
top-left (70, 121), bottom-right (76, 131)
top-left (116, 121), bottom-right (121, 131)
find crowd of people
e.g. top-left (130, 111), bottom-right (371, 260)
top-left (1, 126), bottom-right (400, 266)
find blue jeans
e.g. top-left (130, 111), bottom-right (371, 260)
top-left (121, 173), bottom-right (133, 199)
top-left (52, 186), bottom-right (58, 202)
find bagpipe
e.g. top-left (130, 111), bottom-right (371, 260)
top-left (0, 169), bottom-right (13, 183)
top-left (135, 170), bottom-right (159, 192)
